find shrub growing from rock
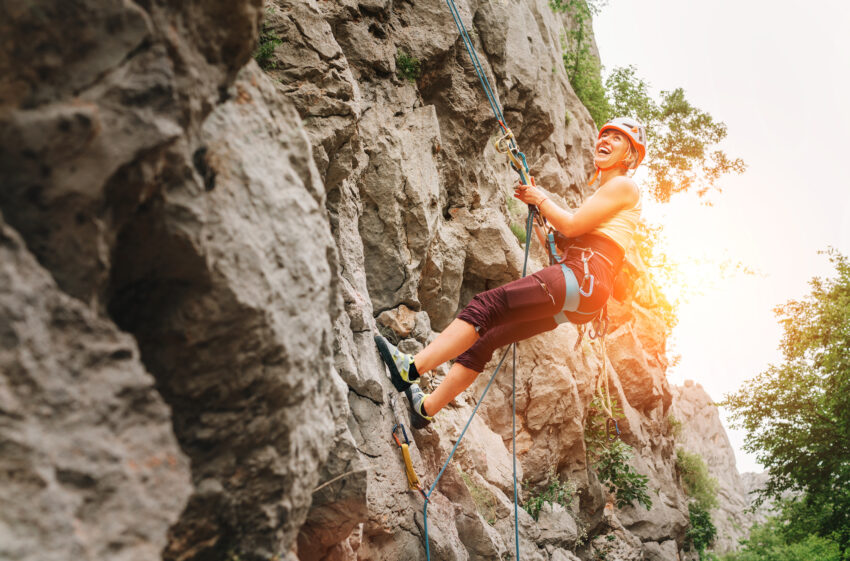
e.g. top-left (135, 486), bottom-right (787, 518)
top-left (395, 49), bottom-right (421, 81)
top-left (585, 399), bottom-right (652, 509)
top-left (522, 466), bottom-right (576, 521)
top-left (676, 448), bottom-right (719, 510)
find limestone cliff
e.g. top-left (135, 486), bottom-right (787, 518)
top-left (671, 382), bottom-right (751, 555)
top-left (0, 1), bottom-right (760, 560)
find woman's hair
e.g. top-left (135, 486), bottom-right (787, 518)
top-left (619, 142), bottom-right (638, 173)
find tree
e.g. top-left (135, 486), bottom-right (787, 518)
top-left (606, 66), bottom-right (746, 202)
top-left (723, 249), bottom-right (850, 554)
top-left (720, 515), bottom-right (843, 561)
top-left (547, 5), bottom-right (745, 202)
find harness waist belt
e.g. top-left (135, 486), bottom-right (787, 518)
top-left (558, 232), bottom-right (625, 271)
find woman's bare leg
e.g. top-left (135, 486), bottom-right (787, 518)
top-left (413, 318), bottom-right (479, 374)
top-left (421, 362), bottom-right (480, 416)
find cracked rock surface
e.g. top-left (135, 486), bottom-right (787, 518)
top-left (1, 0), bottom-right (761, 559)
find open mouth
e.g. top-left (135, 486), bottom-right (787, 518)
top-left (597, 145), bottom-right (612, 156)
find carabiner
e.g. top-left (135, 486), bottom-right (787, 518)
top-left (494, 130), bottom-right (515, 153)
top-left (579, 249), bottom-right (595, 297)
top-left (392, 423), bottom-right (410, 447)
top-left (579, 274), bottom-right (594, 297)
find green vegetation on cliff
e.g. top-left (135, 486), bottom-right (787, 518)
top-left (254, 9), bottom-right (282, 71)
top-left (551, 0), bottom-right (610, 126)
top-left (676, 448), bottom-right (719, 511)
top-left (585, 399), bottom-right (653, 510)
top-left (395, 49), bottom-right (421, 81)
top-left (522, 466), bottom-right (576, 521)
top-left (676, 448), bottom-right (719, 558)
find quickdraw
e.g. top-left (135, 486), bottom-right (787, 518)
top-left (493, 128), bottom-right (547, 228)
top-left (389, 393), bottom-right (429, 501)
top-left (589, 307), bottom-right (619, 439)
top-left (606, 417), bottom-right (621, 442)
top-left (571, 304), bottom-right (619, 439)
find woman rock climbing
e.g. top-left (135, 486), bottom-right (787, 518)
top-left (376, 117), bottom-right (647, 428)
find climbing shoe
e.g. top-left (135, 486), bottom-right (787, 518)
top-left (374, 334), bottom-right (419, 392)
top-left (405, 383), bottom-right (433, 429)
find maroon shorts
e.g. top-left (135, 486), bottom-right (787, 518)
top-left (455, 250), bottom-right (614, 373)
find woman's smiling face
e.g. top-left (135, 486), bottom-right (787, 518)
top-left (595, 129), bottom-right (632, 168)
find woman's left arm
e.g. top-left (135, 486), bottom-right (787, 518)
top-left (514, 177), bottom-right (638, 238)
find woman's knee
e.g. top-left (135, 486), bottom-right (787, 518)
top-left (455, 348), bottom-right (492, 374)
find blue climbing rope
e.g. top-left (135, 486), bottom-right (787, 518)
top-left (444, 0), bottom-right (515, 147)
top-left (423, 208), bottom-right (536, 561)
top-left (444, 0), bottom-right (541, 194)
top-left (421, 3), bottom-right (543, 559)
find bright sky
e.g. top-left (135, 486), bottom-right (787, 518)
top-left (594, 0), bottom-right (850, 473)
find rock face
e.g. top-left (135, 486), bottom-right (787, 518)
top-left (0, 0), bottom-right (761, 560)
top-left (2, 2), bottom-right (341, 559)
top-left (670, 382), bottom-right (769, 555)
top-left (0, 214), bottom-right (191, 561)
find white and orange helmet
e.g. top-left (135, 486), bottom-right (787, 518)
top-left (599, 117), bottom-right (647, 169)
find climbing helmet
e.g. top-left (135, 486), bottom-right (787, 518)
top-left (599, 117), bottom-right (647, 169)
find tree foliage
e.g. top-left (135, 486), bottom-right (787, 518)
top-left (548, 5), bottom-right (745, 202)
top-left (720, 515), bottom-right (843, 561)
top-left (723, 249), bottom-right (850, 554)
top-left (606, 66), bottom-right (746, 202)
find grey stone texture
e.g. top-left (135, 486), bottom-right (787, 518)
top-left (0, 213), bottom-right (191, 561)
top-left (0, 0), bottom-right (763, 560)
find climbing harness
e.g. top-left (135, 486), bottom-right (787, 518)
top-left (570, 304), bottom-right (619, 440)
top-left (390, 393), bottom-right (429, 501)
top-left (552, 245), bottom-right (616, 325)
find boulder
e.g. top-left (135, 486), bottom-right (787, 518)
top-left (537, 503), bottom-right (579, 548)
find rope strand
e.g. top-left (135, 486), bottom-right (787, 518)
top-left (423, 209), bottom-right (537, 560)
top-left (422, 3), bottom-right (541, 558)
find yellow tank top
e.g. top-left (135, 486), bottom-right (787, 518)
top-left (590, 187), bottom-right (642, 251)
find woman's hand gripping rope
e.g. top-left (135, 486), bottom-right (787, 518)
top-left (495, 127), bottom-right (547, 229)
top-left (513, 182), bottom-right (548, 207)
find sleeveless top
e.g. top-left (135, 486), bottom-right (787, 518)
top-left (589, 185), bottom-right (642, 251)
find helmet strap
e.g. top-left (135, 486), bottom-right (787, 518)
top-left (589, 157), bottom-right (628, 185)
